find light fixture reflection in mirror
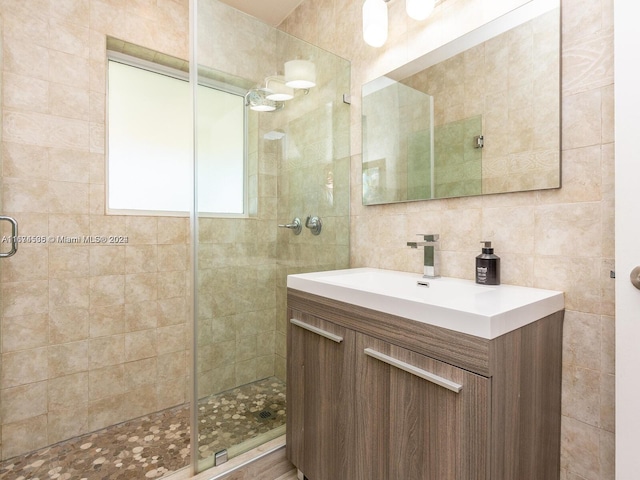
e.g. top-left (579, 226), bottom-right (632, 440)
top-left (245, 88), bottom-right (282, 112)
top-left (361, 0), bottom-right (561, 205)
top-left (265, 76), bottom-right (294, 101)
top-left (284, 60), bottom-right (316, 89)
top-left (406, 0), bottom-right (434, 21)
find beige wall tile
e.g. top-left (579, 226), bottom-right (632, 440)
top-left (157, 297), bottom-right (187, 327)
top-left (157, 324), bottom-right (186, 355)
top-left (2, 41), bottom-right (49, 80)
top-left (122, 384), bottom-right (157, 419)
top-left (49, 213), bottom-right (90, 238)
top-left (157, 217), bottom-right (188, 244)
top-left (1, 414), bottom-right (48, 459)
top-left (534, 203), bottom-right (602, 258)
top-left (125, 328), bottom-right (158, 362)
top-left (124, 357), bottom-right (157, 391)
top-left (49, 277), bottom-right (89, 309)
top-left (1, 141), bottom-right (49, 179)
top-left (0, 381), bottom-right (48, 424)
top-left (2, 244), bottom-right (49, 282)
top-left (157, 270), bottom-right (186, 300)
top-left (2, 280), bottom-right (49, 317)
top-left (48, 50), bottom-right (90, 89)
top-left (49, 180), bottom-right (90, 214)
top-left (89, 304), bottom-right (125, 338)
top-left (157, 244), bottom-right (187, 272)
top-left (125, 300), bottom-right (158, 332)
top-left (2, 176), bottom-right (50, 213)
top-left (125, 245), bottom-right (158, 274)
top-left (88, 364), bottom-right (125, 401)
top-left (1, 313), bottom-right (49, 352)
top-left (49, 306), bottom-right (90, 344)
top-left (125, 272), bottom-right (158, 303)
top-left (49, 147), bottom-right (92, 183)
top-left (1, 347), bottom-right (48, 388)
top-left (48, 372), bottom-right (89, 412)
top-left (88, 394), bottom-right (125, 432)
top-left (89, 245), bottom-right (125, 276)
top-left (126, 216), bottom-right (158, 244)
top-left (47, 407), bottom-right (89, 444)
top-left (89, 274), bottom-right (125, 307)
top-left (48, 341), bottom-right (88, 377)
top-left (2, 71), bottom-right (49, 113)
top-left (49, 245), bottom-right (90, 278)
top-left (89, 335), bottom-right (125, 369)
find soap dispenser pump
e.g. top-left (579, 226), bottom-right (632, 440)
top-left (476, 241), bottom-right (500, 285)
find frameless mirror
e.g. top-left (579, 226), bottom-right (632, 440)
top-left (362, 0), bottom-right (560, 205)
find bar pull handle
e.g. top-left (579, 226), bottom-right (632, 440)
top-left (290, 318), bottom-right (343, 343)
top-left (364, 348), bottom-right (462, 393)
top-left (0, 216), bottom-right (19, 258)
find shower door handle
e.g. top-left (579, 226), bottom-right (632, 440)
top-left (0, 216), bottom-right (18, 258)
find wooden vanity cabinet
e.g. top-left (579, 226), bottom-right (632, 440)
top-left (286, 289), bottom-right (563, 480)
top-left (356, 333), bottom-right (490, 480)
top-left (286, 310), bottom-right (357, 480)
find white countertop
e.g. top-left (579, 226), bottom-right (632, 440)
top-left (287, 268), bottom-right (564, 339)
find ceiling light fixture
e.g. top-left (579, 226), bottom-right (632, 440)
top-left (363, 0), bottom-right (389, 48)
top-left (363, 0), bottom-right (435, 47)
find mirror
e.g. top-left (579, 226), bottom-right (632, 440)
top-left (362, 0), bottom-right (560, 205)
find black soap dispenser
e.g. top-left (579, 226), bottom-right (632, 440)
top-left (476, 241), bottom-right (500, 285)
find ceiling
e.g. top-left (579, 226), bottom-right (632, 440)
top-left (217, 0), bottom-right (305, 26)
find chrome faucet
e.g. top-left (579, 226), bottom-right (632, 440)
top-left (407, 234), bottom-right (440, 278)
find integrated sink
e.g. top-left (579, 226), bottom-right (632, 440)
top-left (287, 268), bottom-right (564, 339)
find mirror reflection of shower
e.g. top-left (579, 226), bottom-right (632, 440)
top-left (245, 59), bottom-right (316, 112)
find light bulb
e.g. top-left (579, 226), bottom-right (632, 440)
top-left (363, 0), bottom-right (388, 48)
top-left (406, 0), bottom-right (434, 21)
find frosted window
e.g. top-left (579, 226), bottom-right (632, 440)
top-left (196, 86), bottom-right (245, 214)
top-left (107, 60), bottom-right (245, 215)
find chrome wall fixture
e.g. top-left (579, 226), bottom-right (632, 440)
top-left (278, 216), bottom-right (322, 235)
top-left (278, 217), bottom-right (303, 235)
top-left (0, 216), bottom-right (19, 258)
top-left (305, 216), bottom-right (322, 235)
top-left (363, 0), bottom-right (435, 47)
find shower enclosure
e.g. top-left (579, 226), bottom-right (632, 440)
top-left (0, 0), bottom-right (349, 478)
top-left (193, 0), bottom-right (350, 472)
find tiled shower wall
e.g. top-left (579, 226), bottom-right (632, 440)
top-left (195, 0), bottom-right (279, 399)
top-left (0, 0), bottom-right (190, 460)
top-left (281, 0), bottom-right (615, 479)
top-left (196, 0), bottom-right (350, 395)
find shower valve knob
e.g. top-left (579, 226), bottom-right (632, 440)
top-left (278, 217), bottom-right (302, 235)
top-left (305, 216), bottom-right (322, 235)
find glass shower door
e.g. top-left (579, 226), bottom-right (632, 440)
top-left (193, 0), bottom-right (350, 472)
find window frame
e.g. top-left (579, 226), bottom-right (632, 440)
top-left (105, 51), bottom-right (249, 218)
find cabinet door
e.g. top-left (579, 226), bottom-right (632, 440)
top-left (286, 309), bottom-right (356, 480)
top-left (355, 333), bottom-right (490, 480)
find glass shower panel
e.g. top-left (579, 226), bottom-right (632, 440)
top-left (194, 0), bottom-right (350, 472)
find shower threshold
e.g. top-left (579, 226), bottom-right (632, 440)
top-left (0, 377), bottom-right (286, 480)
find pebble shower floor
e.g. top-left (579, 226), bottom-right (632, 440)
top-left (0, 377), bottom-right (286, 480)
